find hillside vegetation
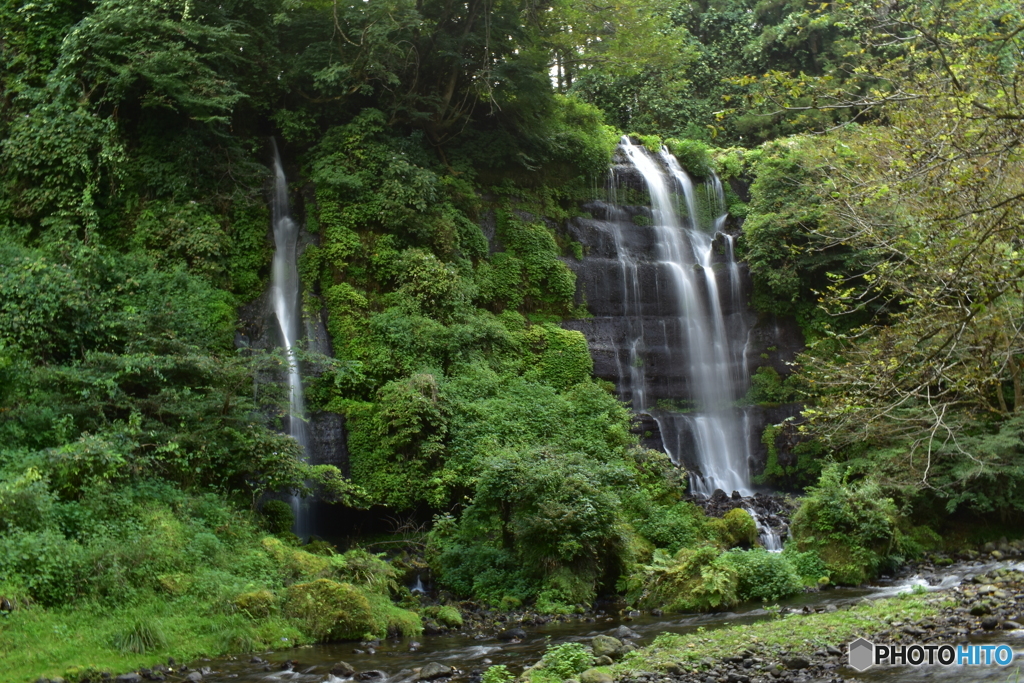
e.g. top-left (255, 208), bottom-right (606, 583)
top-left (1, 0), bottom-right (1022, 679)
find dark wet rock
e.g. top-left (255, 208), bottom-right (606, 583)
top-left (184, 674), bottom-right (203, 683)
top-left (249, 657), bottom-right (264, 665)
top-left (1003, 620), bottom-right (1021, 629)
top-left (825, 646), bottom-right (842, 657)
top-left (496, 627), bottom-right (527, 641)
top-left (611, 625), bottom-right (641, 640)
top-left (115, 675), bottom-right (142, 683)
top-left (331, 662), bottom-right (356, 677)
top-left (781, 656), bottom-right (810, 670)
top-left (981, 616), bottom-right (1000, 630)
top-left (419, 663), bottom-right (453, 680)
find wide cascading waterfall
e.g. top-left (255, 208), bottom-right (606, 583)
top-left (269, 140), bottom-right (310, 539)
top-left (613, 137), bottom-right (753, 496)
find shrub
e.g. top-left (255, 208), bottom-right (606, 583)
top-left (782, 547), bottom-right (829, 586)
top-left (632, 546), bottom-right (739, 612)
top-left (541, 642), bottom-right (593, 679)
top-left (260, 500), bottom-right (294, 535)
top-left (790, 464), bottom-right (903, 585)
top-left (722, 549), bottom-right (802, 602)
top-left (482, 665), bottom-right (515, 683)
top-left (283, 579), bottom-right (375, 641)
top-left (330, 549), bottom-right (399, 595)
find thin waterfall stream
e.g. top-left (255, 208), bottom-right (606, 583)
top-left (270, 140), bottom-right (310, 540)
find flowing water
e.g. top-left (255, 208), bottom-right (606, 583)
top-left (610, 138), bottom-right (752, 497)
top-left (270, 140), bottom-right (310, 539)
top-left (191, 561), bottom-right (1023, 682)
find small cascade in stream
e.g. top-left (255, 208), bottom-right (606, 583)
top-left (610, 137), bottom-right (753, 497)
top-left (270, 139), bottom-right (310, 540)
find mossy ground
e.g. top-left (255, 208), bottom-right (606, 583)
top-left (612, 592), bottom-right (946, 676)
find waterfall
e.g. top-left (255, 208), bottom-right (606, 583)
top-left (613, 137), bottom-right (753, 496)
top-left (270, 140), bottom-right (310, 539)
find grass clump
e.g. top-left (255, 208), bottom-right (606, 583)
top-left (111, 619), bottom-right (167, 655)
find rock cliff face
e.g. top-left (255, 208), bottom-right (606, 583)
top-left (562, 146), bottom-right (803, 484)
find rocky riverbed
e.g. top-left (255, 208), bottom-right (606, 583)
top-left (601, 564), bottom-right (1024, 683)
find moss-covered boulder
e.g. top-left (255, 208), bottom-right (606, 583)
top-left (234, 589), bottom-right (276, 619)
top-left (283, 579), bottom-right (374, 641)
top-left (709, 508), bottom-right (757, 548)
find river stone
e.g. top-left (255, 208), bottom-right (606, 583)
top-left (331, 662), bottom-right (356, 677)
top-left (1003, 621), bottom-right (1021, 630)
top-left (593, 635), bottom-right (623, 658)
top-left (611, 625), bottom-right (641, 640)
top-left (116, 675), bottom-right (142, 683)
top-left (496, 627), bottom-right (527, 641)
top-left (781, 656), bottom-right (810, 670)
top-left (981, 617), bottom-right (1000, 630)
top-left (595, 656), bottom-right (614, 667)
top-left (580, 669), bottom-right (614, 683)
top-left (184, 673), bottom-right (203, 683)
top-left (420, 663), bottom-right (453, 680)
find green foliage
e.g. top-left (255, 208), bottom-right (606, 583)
top-left (721, 549), bottom-right (802, 602)
top-left (709, 509), bottom-right (757, 549)
top-left (541, 642), bottom-right (594, 679)
top-left (260, 500), bottom-right (295, 536)
top-left (790, 464), bottom-right (905, 585)
top-left (781, 547), bottom-right (829, 586)
top-left (629, 546), bottom-right (739, 613)
top-left (330, 549), bottom-right (400, 596)
top-left (664, 139), bottom-right (711, 177)
top-left (745, 366), bottom-right (797, 405)
top-left (282, 579), bottom-right (375, 642)
top-left (482, 665), bottom-right (515, 683)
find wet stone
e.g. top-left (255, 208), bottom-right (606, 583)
top-left (419, 663), bottom-right (453, 680)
